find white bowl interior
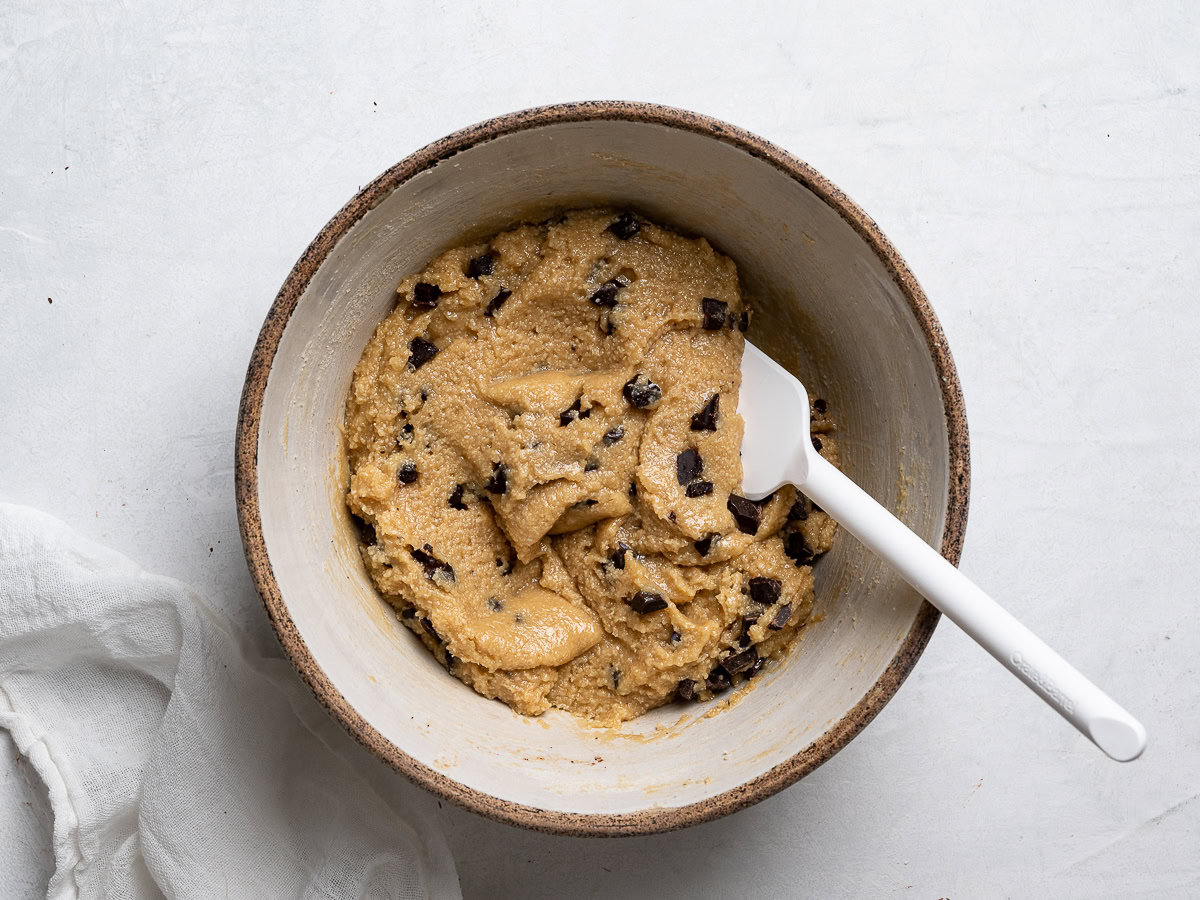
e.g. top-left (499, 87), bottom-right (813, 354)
top-left (256, 120), bottom-right (948, 815)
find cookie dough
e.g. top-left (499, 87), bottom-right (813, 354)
top-left (344, 209), bottom-right (839, 725)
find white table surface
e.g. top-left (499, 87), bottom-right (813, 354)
top-left (3, 2), bottom-right (1198, 897)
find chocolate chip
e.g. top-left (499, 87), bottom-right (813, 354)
top-left (350, 513), bottom-right (376, 546)
top-left (784, 532), bottom-right (814, 566)
top-left (668, 512), bottom-right (677, 522)
top-left (560, 397), bottom-right (589, 426)
top-left (769, 603), bottom-right (793, 631)
top-left (411, 544), bottom-right (455, 582)
top-left (701, 298), bottom-right (727, 330)
top-left (396, 460), bottom-right (418, 484)
top-left (623, 374), bottom-right (662, 409)
top-left (738, 309), bottom-right (750, 332)
top-left (627, 591), bottom-right (668, 614)
top-left (748, 576), bottom-right (781, 606)
top-left (690, 394), bottom-right (719, 431)
top-left (670, 629), bottom-right (682, 644)
top-left (483, 288), bottom-right (511, 317)
top-left (722, 646), bottom-right (759, 676)
top-left (739, 614), bottom-right (758, 647)
top-left (400, 606), bottom-right (417, 619)
top-left (411, 282), bottom-right (441, 310)
top-left (590, 278), bottom-right (627, 307)
top-left (487, 596), bottom-right (504, 612)
top-left (584, 458), bottom-right (600, 472)
top-left (407, 337), bottom-right (439, 370)
top-left (448, 484), bottom-right (467, 509)
top-left (694, 533), bottom-right (717, 557)
top-left (787, 499), bottom-right (808, 522)
top-left (466, 253), bottom-right (495, 278)
top-left (603, 425), bottom-right (625, 445)
top-left (608, 212), bottom-right (640, 240)
top-left (398, 423), bottom-right (415, 444)
top-left (610, 543), bottom-right (629, 569)
top-left (610, 668), bottom-right (621, 689)
top-left (677, 679), bottom-right (698, 701)
top-left (727, 494), bottom-right (762, 535)
top-left (484, 462), bottom-right (507, 495)
top-left (706, 668), bottom-right (732, 693)
top-left (813, 397), bottom-right (827, 415)
top-left (676, 448), bottom-right (703, 485)
top-left (419, 616), bottom-right (440, 640)
top-left (812, 436), bottom-right (823, 453)
top-left (747, 657), bottom-right (766, 678)
top-left (686, 481), bottom-right (714, 498)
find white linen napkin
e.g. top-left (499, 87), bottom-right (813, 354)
top-left (0, 503), bottom-right (461, 900)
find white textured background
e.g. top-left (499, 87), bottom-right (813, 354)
top-left (2, 2), bottom-right (1198, 897)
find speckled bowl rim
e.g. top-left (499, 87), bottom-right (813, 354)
top-left (234, 101), bottom-right (970, 837)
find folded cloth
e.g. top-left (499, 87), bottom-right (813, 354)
top-left (0, 504), bottom-right (460, 900)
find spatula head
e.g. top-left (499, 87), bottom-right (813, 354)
top-left (738, 341), bottom-right (813, 500)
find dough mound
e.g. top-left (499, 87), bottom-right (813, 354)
top-left (345, 209), bottom-right (838, 724)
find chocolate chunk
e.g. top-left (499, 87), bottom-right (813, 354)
top-left (701, 297), bottom-right (728, 330)
top-left (787, 499), bottom-right (808, 522)
top-left (690, 394), bottom-right (719, 431)
top-left (706, 668), bottom-right (732, 693)
top-left (483, 288), bottom-right (511, 317)
top-left (627, 591), bottom-right (668, 614)
top-left (419, 616), bottom-right (440, 640)
top-left (610, 543), bottom-right (629, 570)
top-left (589, 277), bottom-right (627, 307)
top-left (398, 423), bottom-right (415, 444)
top-left (670, 629), bottom-right (682, 644)
top-left (407, 337), bottom-right (439, 370)
top-left (748, 576), bottom-right (781, 606)
top-left (466, 253), bottom-right (495, 278)
top-left (400, 606), bottom-right (417, 619)
top-left (738, 309), bottom-right (750, 332)
top-left (677, 679), bottom-right (698, 701)
top-left (396, 460), bottom-right (418, 484)
top-left (727, 494), bottom-right (762, 535)
top-left (603, 425), bottom-right (625, 445)
top-left (812, 436), bottom-right (823, 453)
top-left (623, 374), bottom-right (662, 409)
top-left (411, 544), bottom-right (455, 582)
top-left (484, 462), bottom-right (507, 495)
top-left (722, 646), bottom-right (759, 676)
top-left (584, 458), bottom-right (600, 472)
top-left (411, 282), bottom-right (441, 310)
top-left (487, 596), bottom-right (504, 612)
top-left (769, 603), bottom-right (794, 631)
top-left (608, 212), bottom-right (640, 240)
top-left (694, 533), bottom-right (717, 557)
top-left (686, 480), bottom-right (714, 498)
top-left (448, 484), bottom-right (467, 509)
top-left (747, 657), bottom-right (766, 678)
top-left (350, 513), bottom-right (376, 546)
top-left (784, 532), bottom-right (814, 566)
top-left (559, 397), bottom-right (590, 426)
top-left (813, 397), bottom-right (827, 415)
top-left (739, 614), bottom-right (758, 647)
top-left (676, 448), bottom-right (703, 485)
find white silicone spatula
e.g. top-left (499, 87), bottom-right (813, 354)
top-left (738, 341), bottom-right (1146, 761)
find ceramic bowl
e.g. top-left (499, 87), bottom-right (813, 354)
top-left (235, 102), bottom-right (969, 836)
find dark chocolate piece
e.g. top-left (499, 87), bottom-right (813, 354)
top-left (396, 460), bottom-right (418, 484)
top-left (627, 591), bottom-right (668, 614)
top-left (686, 481), bottom-right (714, 498)
top-left (784, 532), bottom-right (814, 566)
top-left (787, 499), bottom-right (808, 522)
top-left (739, 614), bottom-right (758, 647)
top-left (466, 253), bottom-right (495, 278)
top-left (701, 297), bottom-right (727, 330)
top-left (610, 543), bottom-right (629, 570)
top-left (484, 462), bottom-right (507, 495)
top-left (670, 629), bottom-right (682, 644)
top-left (483, 288), bottom-right (511, 317)
top-left (722, 646), bottom-right (759, 676)
top-left (350, 513), bottom-right (376, 546)
top-left (608, 212), bottom-right (640, 240)
top-left (623, 375), bottom-right (662, 409)
top-left (690, 394), bottom-right (719, 431)
top-left (407, 337), bottom-right (439, 370)
top-left (813, 397), bottom-right (827, 415)
top-left (589, 277), bottom-right (628, 307)
top-left (411, 282), bottom-right (441, 310)
top-left (559, 397), bottom-right (590, 426)
top-left (812, 436), bottom-right (823, 453)
top-left (738, 309), bottom-right (750, 332)
top-left (748, 576), bottom-right (781, 606)
top-left (727, 494), bottom-right (762, 535)
top-left (448, 484), bottom-right (467, 509)
top-left (676, 448), bottom-right (703, 485)
top-left (603, 425), bottom-right (625, 445)
top-left (487, 596), bottom-right (504, 612)
top-left (706, 668), bottom-right (732, 693)
top-left (694, 533), bottom-right (717, 557)
top-left (677, 679), bottom-right (698, 701)
top-left (768, 603), bottom-right (793, 631)
top-left (398, 423), bottom-right (414, 444)
top-left (410, 544), bottom-right (455, 582)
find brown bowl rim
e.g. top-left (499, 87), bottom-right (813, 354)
top-left (234, 100), bottom-right (970, 837)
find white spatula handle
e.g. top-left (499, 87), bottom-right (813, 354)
top-left (801, 452), bottom-right (1146, 761)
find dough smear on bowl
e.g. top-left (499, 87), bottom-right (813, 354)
top-left (345, 209), bottom-right (838, 724)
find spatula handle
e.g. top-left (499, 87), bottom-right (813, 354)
top-left (801, 452), bottom-right (1146, 761)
